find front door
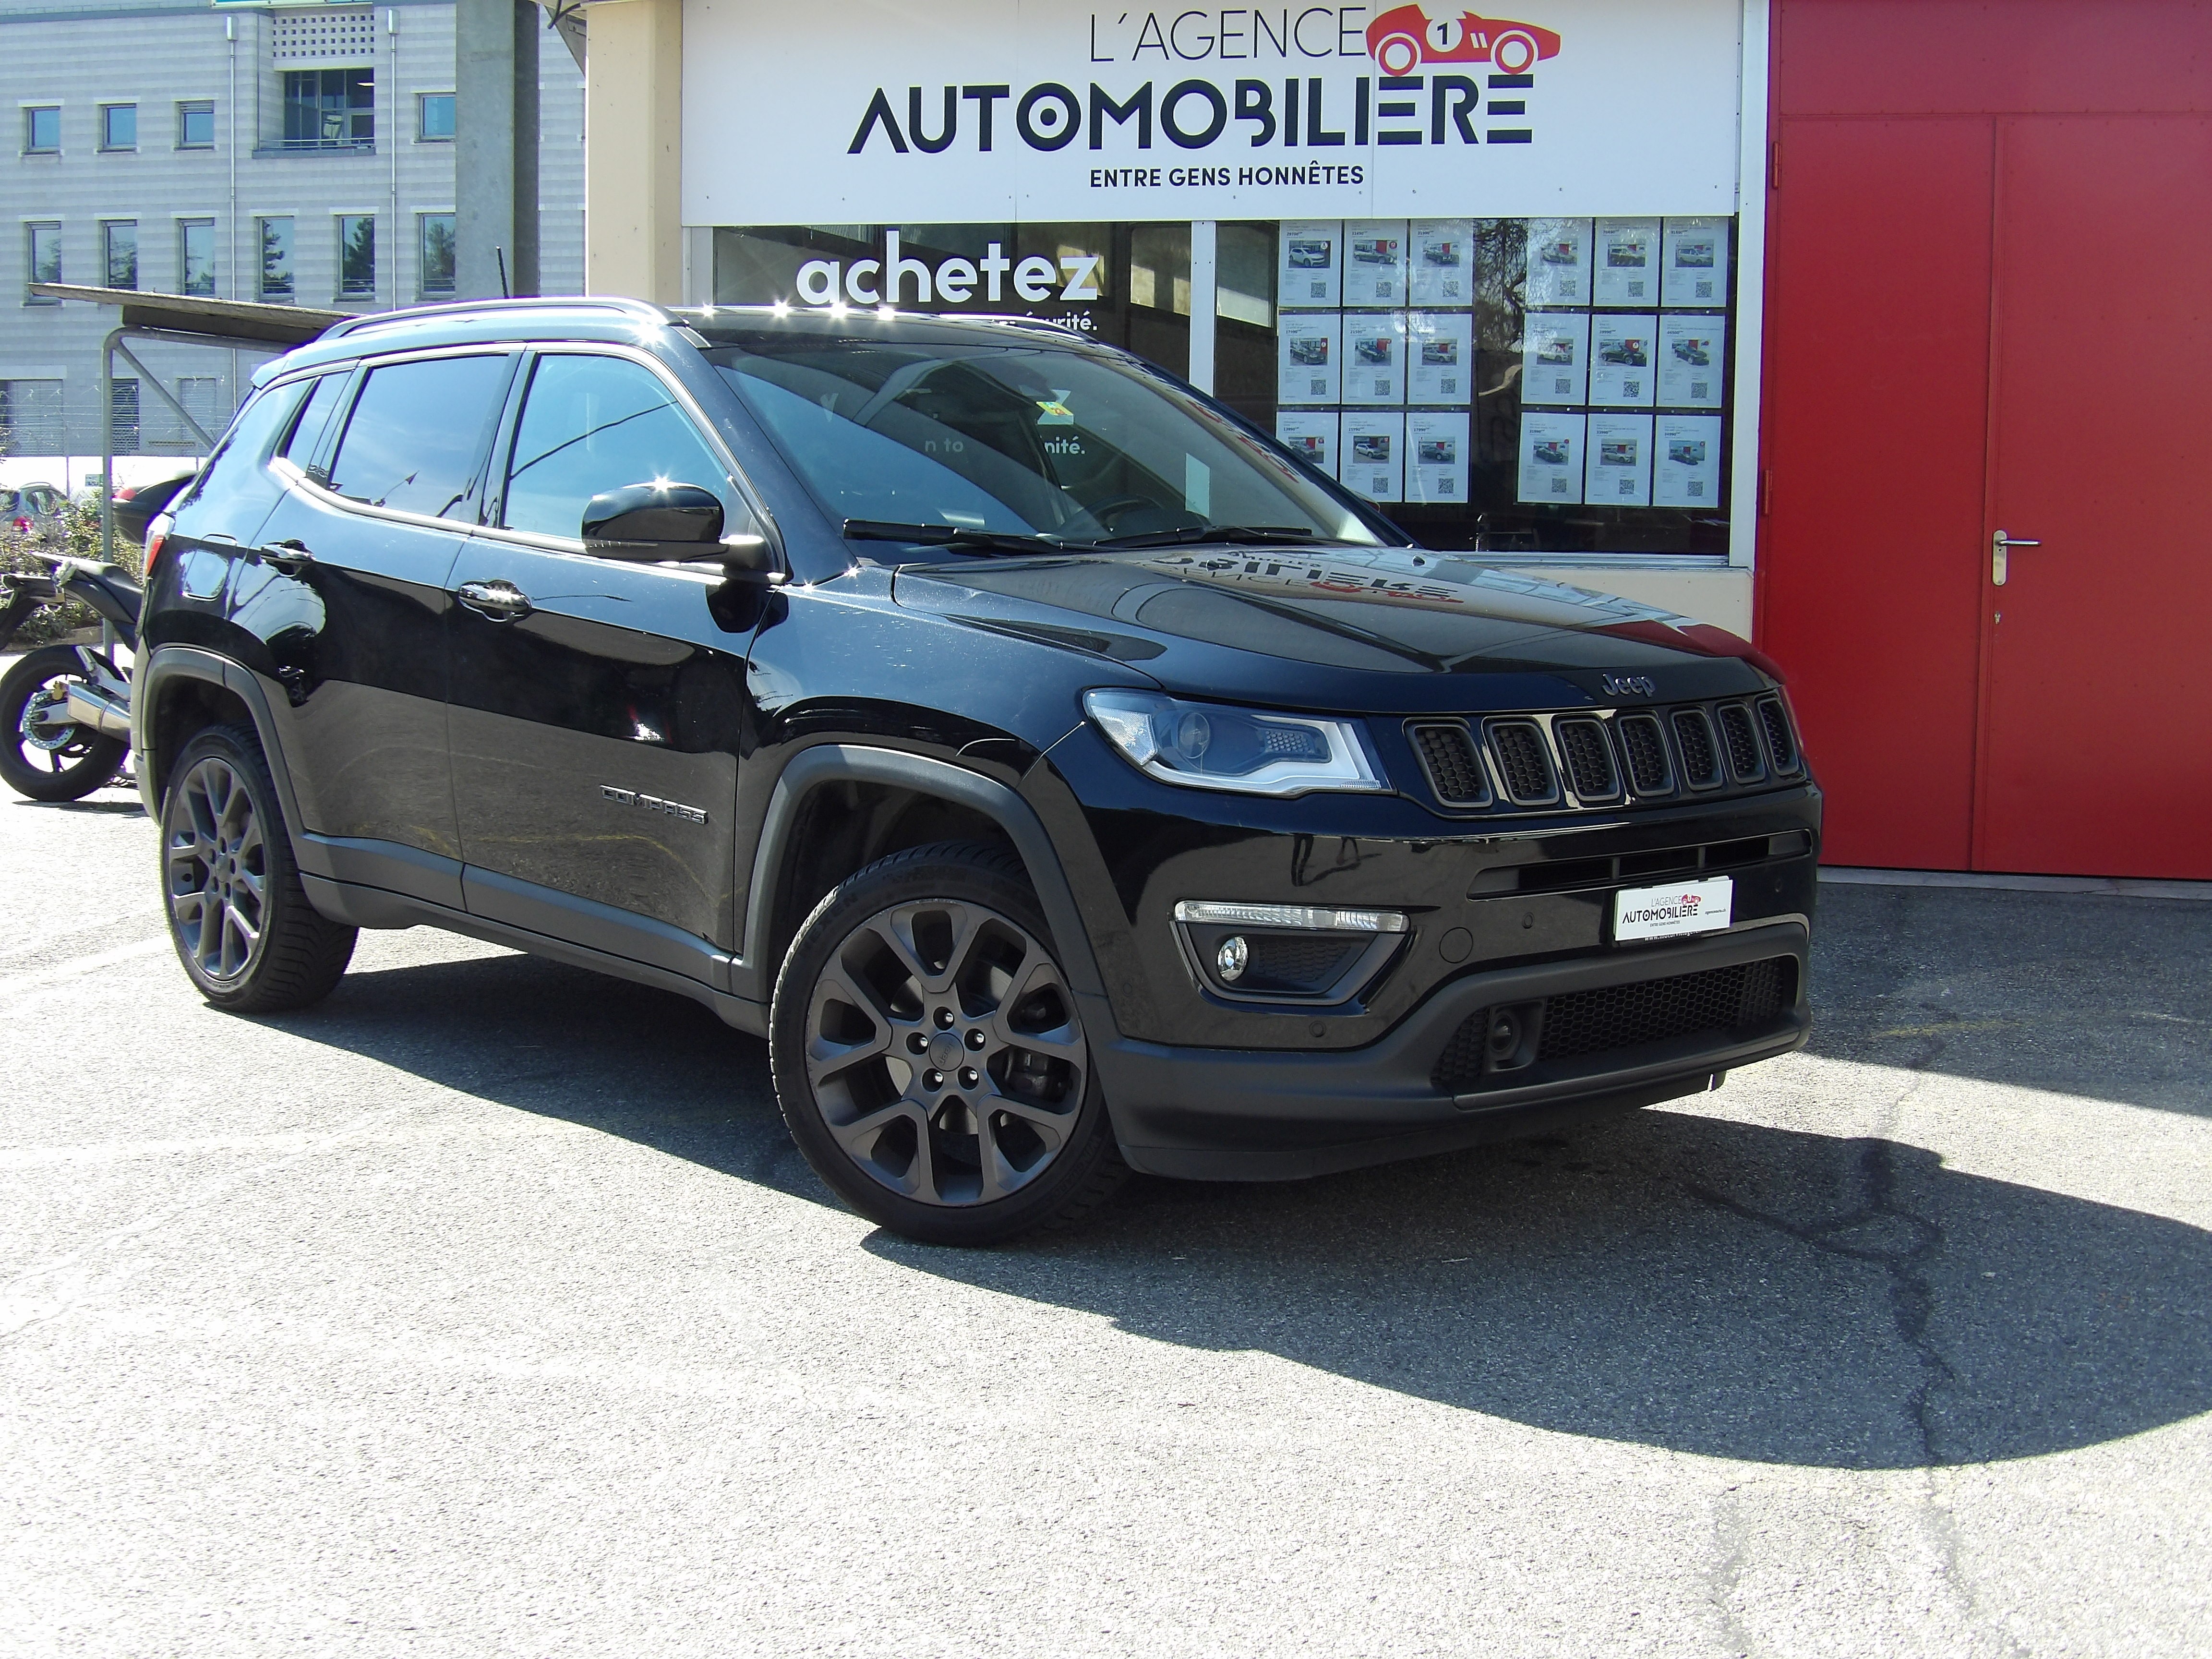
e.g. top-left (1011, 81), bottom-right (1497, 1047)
top-left (1972, 116), bottom-right (2212, 877)
top-left (445, 349), bottom-right (760, 967)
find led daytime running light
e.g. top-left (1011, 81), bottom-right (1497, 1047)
top-left (1173, 900), bottom-right (1408, 934)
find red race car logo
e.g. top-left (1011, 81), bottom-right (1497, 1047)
top-left (1364, 5), bottom-right (1563, 77)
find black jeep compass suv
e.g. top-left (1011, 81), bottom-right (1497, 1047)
top-left (134, 298), bottom-right (1818, 1244)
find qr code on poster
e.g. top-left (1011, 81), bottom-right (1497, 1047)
top-left (1441, 376), bottom-right (1457, 394)
top-left (1619, 478), bottom-right (1636, 496)
top-left (1311, 377), bottom-right (1327, 394)
top-left (1688, 480), bottom-right (1705, 497)
top-left (1551, 478), bottom-right (1569, 493)
top-left (1310, 281), bottom-right (1327, 298)
top-left (1555, 377), bottom-right (1572, 393)
top-left (1624, 380), bottom-right (1641, 397)
top-left (1691, 381), bottom-right (1710, 399)
top-left (1377, 280), bottom-right (1394, 297)
top-left (1695, 280), bottom-right (1714, 298)
top-left (1628, 280), bottom-right (1646, 297)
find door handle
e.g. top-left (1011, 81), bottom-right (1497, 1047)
top-left (456, 578), bottom-right (532, 621)
top-left (1991, 529), bottom-right (2040, 587)
top-left (257, 538), bottom-right (313, 574)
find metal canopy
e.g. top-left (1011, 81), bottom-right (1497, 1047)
top-left (29, 283), bottom-right (349, 348)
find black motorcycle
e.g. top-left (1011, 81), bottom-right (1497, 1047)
top-left (0, 473), bottom-right (192, 802)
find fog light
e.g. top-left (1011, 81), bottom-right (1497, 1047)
top-left (1486, 1010), bottom-right (1523, 1060)
top-left (1216, 935), bottom-right (1249, 982)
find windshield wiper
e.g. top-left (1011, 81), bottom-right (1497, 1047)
top-left (842, 518), bottom-right (1070, 556)
top-left (1084, 524), bottom-right (1360, 550)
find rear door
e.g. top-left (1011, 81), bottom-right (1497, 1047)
top-left (445, 348), bottom-right (763, 969)
top-left (241, 349), bottom-right (515, 891)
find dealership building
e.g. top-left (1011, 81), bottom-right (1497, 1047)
top-left (288, 0), bottom-right (2212, 879)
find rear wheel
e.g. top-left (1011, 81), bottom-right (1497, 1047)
top-left (160, 722), bottom-right (356, 1012)
top-left (769, 842), bottom-right (1125, 1245)
top-left (0, 646), bottom-right (126, 802)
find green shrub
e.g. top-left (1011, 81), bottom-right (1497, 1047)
top-left (1, 493), bottom-right (144, 649)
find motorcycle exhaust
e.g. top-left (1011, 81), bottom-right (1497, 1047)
top-left (64, 682), bottom-right (133, 739)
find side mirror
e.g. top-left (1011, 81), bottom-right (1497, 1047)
top-left (580, 481), bottom-right (777, 577)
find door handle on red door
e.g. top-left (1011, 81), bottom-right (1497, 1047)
top-left (456, 578), bottom-right (532, 621)
top-left (1991, 530), bottom-right (2040, 587)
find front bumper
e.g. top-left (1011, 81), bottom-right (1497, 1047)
top-left (1095, 919), bottom-right (1808, 1180)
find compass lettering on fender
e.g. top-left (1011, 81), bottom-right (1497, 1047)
top-left (600, 784), bottom-right (708, 825)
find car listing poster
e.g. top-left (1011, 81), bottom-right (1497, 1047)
top-left (1586, 412), bottom-right (1653, 506)
top-left (1409, 218), bottom-right (1474, 306)
top-left (1277, 312), bottom-right (1341, 404)
top-left (1521, 312), bottom-right (1589, 405)
top-left (1276, 410), bottom-right (1339, 478)
top-left (1658, 314), bottom-right (1726, 408)
top-left (1406, 411), bottom-right (1470, 504)
top-left (1523, 218), bottom-right (1590, 307)
top-left (1654, 414), bottom-right (1723, 507)
top-left (1518, 410), bottom-right (1584, 504)
top-left (1663, 216), bottom-right (1730, 307)
top-left (1343, 313), bottom-right (1409, 405)
top-left (1341, 412), bottom-right (1404, 502)
top-left (1594, 217), bottom-right (1662, 307)
top-left (1409, 312), bottom-right (1473, 403)
top-left (1278, 221), bottom-right (1341, 307)
top-left (1590, 313), bottom-right (1657, 407)
top-left (1343, 220), bottom-right (1408, 307)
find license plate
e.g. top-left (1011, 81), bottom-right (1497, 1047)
top-left (1613, 876), bottom-right (1733, 942)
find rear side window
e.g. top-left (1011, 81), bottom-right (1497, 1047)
top-left (282, 372), bottom-right (350, 479)
top-left (326, 353), bottom-right (510, 518)
top-left (501, 352), bottom-right (744, 541)
top-left (180, 379), bottom-right (311, 512)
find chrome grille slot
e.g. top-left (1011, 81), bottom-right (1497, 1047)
top-left (1756, 696), bottom-right (1801, 773)
top-left (1616, 711), bottom-right (1673, 795)
top-left (1716, 703), bottom-right (1766, 782)
top-left (1486, 719), bottom-right (1560, 805)
top-left (1672, 709), bottom-right (1724, 789)
top-left (1554, 717), bottom-right (1621, 802)
top-left (1407, 720), bottom-right (1491, 808)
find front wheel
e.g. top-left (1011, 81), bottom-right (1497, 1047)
top-left (769, 842), bottom-right (1126, 1245)
top-left (0, 646), bottom-right (127, 802)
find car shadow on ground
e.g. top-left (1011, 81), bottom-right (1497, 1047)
top-left (278, 943), bottom-right (2212, 1474)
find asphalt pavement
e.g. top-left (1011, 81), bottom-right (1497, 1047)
top-left (2, 767), bottom-right (2207, 1657)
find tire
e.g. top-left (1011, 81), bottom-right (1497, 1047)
top-left (0, 646), bottom-right (127, 803)
top-left (769, 841), bottom-right (1126, 1246)
top-left (159, 722), bottom-right (357, 1013)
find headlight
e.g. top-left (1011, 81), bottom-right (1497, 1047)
top-left (1082, 689), bottom-right (1384, 796)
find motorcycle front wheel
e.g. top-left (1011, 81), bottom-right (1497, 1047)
top-left (0, 645), bottom-right (128, 802)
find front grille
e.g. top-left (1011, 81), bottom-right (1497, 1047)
top-left (1756, 697), bottom-right (1800, 773)
top-left (1716, 703), bottom-right (1765, 782)
top-left (1617, 712), bottom-right (1673, 794)
top-left (1408, 721), bottom-right (1491, 806)
top-left (1488, 720), bottom-right (1559, 804)
top-left (1554, 718), bottom-right (1620, 800)
top-left (1673, 709), bottom-right (1723, 789)
top-left (1432, 956), bottom-right (1797, 1092)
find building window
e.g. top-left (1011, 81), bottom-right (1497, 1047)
top-left (100, 104), bottom-right (137, 151)
top-left (109, 378), bottom-right (141, 456)
top-left (1, 379), bottom-right (66, 453)
top-left (282, 69), bottom-right (374, 149)
top-left (171, 376), bottom-right (222, 449)
top-left (418, 92), bottom-right (455, 142)
top-left (337, 215), bottom-right (375, 299)
top-left (103, 221), bottom-right (138, 290)
top-left (178, 100), bottom-right (216, 149)
top-left (419, 213), bottom-right (456, 296)
top-left (25, 223), bottom-right (61, 303)
top-left (180, 219), bottom-right (216, 297)
top-left (258, 216), bottom-right (294, 300)
top-left (24, 107), bottom-right (61, 155)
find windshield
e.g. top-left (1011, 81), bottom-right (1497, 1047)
top-left (705, 329), bottom-right (1390, 550)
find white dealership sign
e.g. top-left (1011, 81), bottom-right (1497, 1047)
top-left (682, 0), bottom-right (1747, 226)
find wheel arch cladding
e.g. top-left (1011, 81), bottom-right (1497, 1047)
top-left (138, 648), bottom-right (302, 831)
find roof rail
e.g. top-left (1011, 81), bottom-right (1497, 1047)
top-left (323, 295), bottom-right (673, 338)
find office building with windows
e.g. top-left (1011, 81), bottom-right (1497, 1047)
top-left (1, 0), bottom-right (582, 461)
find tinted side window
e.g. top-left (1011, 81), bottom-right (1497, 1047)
top-left (173, 378), bottom-right (313, 537)
top-left (282, 371), bottom-right (350, 479)
top-left (327, 353), bottom-right (509, 519)
top-left (502, 353), bottom-right (745, 540)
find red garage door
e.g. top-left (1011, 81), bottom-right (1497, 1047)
top-left (1758, 1), bottom-right (2212, 878)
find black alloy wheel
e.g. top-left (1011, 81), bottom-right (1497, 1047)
top-left (0, 645), bottom-right (127, 802)
top-left (769, 842), bottom-right (1126, 1245)
top-left (160, 722), bottom-right (357, 1012)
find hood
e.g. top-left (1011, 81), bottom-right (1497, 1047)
top-left (891, 546), bottom-right (1777, 715)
